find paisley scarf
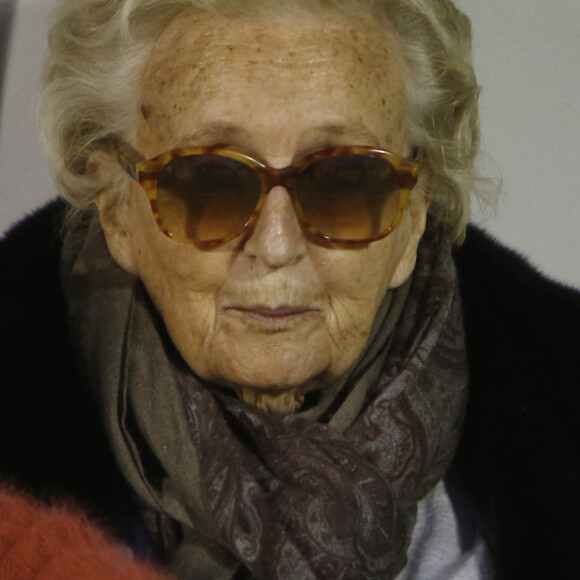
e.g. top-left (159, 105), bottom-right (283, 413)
top-left (63, 214), bottom-right (467, 579)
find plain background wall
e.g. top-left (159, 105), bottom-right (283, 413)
top-left (455, 0), bottom-right (580, 289)
top-left (1, 0), bottom-right (579, 287)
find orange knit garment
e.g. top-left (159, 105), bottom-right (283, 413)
top-left (0, 489), bottom-right (173, 580)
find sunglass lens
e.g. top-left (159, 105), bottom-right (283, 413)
top-left (297, 154), bottom-right (403, 240)
top-left (156, 155), bottom-right (262, 242)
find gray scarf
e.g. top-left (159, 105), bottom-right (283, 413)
top-left (63, 214), bottom-right (467, 579)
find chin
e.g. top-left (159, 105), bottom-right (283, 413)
top-left (215, 358), bottom-right (328, 393)
top-left (224, 371), bottom-right (328, 414)
top-left (205, 325), bottom-right (330, 380)
top-left (196, 342), bottom-right (332, 413)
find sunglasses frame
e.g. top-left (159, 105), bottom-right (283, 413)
top-left (119, 144), bottom-right (420, 249)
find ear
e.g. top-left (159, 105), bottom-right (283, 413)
top-left (388, 189), bottom-right (429, 288)
top-left (89, 150), bottom-right (139, 275)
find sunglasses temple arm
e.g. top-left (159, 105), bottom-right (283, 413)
top-left (110, 134), bottom-right (143, 180)
top-left (122, 157), bottom-right (138, 180)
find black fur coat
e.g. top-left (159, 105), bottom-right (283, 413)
top-left (1, 200), bottom-right (579, 579)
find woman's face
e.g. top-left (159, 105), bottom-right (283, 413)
top-left (99, 12), bottom-right (427, 412)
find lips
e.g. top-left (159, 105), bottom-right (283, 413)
top-left (225, 305), bottom-right (319, 325)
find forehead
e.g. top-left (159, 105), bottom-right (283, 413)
top-left (137, 11), bottom-right (408, 156)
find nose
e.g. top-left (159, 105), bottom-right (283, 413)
top-left (243, 186), bottom-right (307, 268)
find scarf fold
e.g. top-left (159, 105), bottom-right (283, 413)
top-left (63, 214), bottom-right (467, 579)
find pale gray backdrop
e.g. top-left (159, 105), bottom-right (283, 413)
top-left (1, 0), bottom-right (579, 287)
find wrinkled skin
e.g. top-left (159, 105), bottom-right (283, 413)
top-left (95, 12), bottom-right (428, 412)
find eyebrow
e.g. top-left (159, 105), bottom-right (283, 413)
top-left (178, 120), bottom-right (379, 148)
top-left (304, 122), bottom-right (381, 146)
top-left (177, 122), bottom-right (254, 146)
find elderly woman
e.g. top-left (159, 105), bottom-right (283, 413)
top-left (1, 0), bottom-right (579, 578)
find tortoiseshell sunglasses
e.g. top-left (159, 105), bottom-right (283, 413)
top-left (119, 144), bottom-right (419, 248)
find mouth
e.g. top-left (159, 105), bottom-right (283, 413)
top-left (224, 305), bottom-right (320, 326)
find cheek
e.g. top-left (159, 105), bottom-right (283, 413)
top-left (136, 251), bottom-right (229, 380)
top-left (128, 217), bottom-right (234, 368)
top-left (307, 254), bottom-right (382, 355)
top-left (127, 184), bottom-right (227, 294)
top-left (316, 238), bottom-right (406, 312)
top-left (137, 245), bottom-right (229, 322)
top-left (313, 227), bottom-right (410, 348)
